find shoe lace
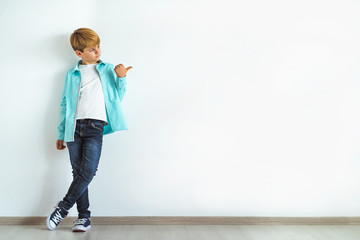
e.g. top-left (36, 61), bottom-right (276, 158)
top-left (74, 218), bottom-right (88, 225)
top-left (52, 210), bottom-right (64, 224)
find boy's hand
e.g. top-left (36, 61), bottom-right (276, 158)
top-left (114, 64), bottom-right (133, 78)
top-left (56, 140), bottom-right (66, 150)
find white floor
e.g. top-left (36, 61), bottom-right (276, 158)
top-left (1, 225), bottom-right (360, 240)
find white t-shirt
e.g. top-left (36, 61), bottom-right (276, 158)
top-left (76, 63), bottom-right (107, 123)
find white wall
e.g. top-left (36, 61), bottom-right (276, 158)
top-left (1, 0), bottom-right (360, 217)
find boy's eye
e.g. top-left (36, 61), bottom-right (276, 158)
top-left (89, 46), bottom-right (100, 52)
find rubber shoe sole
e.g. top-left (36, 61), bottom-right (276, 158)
top-left (72, 225), bottom-right (91, 232)
top-left (46, 215), bottom-right (55, 230)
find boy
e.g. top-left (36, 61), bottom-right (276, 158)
top-left (46, 27), bottom-right (133, 232)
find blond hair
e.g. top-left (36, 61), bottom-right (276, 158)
top-left (70, 28), bottom-right (100, 52)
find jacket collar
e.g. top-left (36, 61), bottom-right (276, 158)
top-left (70, 59), bottom-right (105, 73)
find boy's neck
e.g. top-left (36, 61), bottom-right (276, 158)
top-left (80, 60), bottom-right (99, 65)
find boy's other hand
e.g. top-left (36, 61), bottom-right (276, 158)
top-left (56, 140), bottom-right (66, 150)
top-left (114, 64), bottom-right (133, 78)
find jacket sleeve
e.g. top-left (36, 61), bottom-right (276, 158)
top-left (109, 64), bottom-right (127, 102)
top-left (115, 75), bottom-right (127, 102)
top-left (57, 73), bottom-right (68, 140)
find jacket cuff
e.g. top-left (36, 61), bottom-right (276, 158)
top-left (58, 131), bottom-right (64, 141)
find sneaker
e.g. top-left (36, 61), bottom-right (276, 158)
top-left (46, 201), bottom-right (68, 230)
top-left (72, 218), bottom-right (91, 232)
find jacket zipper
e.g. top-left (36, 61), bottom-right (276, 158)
top-left (72, 77), bottom-right (82, 141)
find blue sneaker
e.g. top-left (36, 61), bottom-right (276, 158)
top-left (72, 218), bottom-right (91, 232)
top-left (46, 201), bottom-right (68, 230)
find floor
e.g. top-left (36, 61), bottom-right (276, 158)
top-left (1, 225), bottom-right (360, 240)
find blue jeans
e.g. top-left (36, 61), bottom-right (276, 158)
top-left (60, 119), bottom-right (105, 218)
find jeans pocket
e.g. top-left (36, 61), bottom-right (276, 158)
top-left (90, 122), bottom-right (103, 131)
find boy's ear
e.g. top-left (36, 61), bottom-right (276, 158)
top-left (75, 50), bottom-right (82, 57)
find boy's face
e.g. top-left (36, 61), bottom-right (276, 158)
top-left (75, 44), bottom-right (101, 65)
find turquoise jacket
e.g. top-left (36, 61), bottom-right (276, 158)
top-left (57, 59), bottom-right (128, 142)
